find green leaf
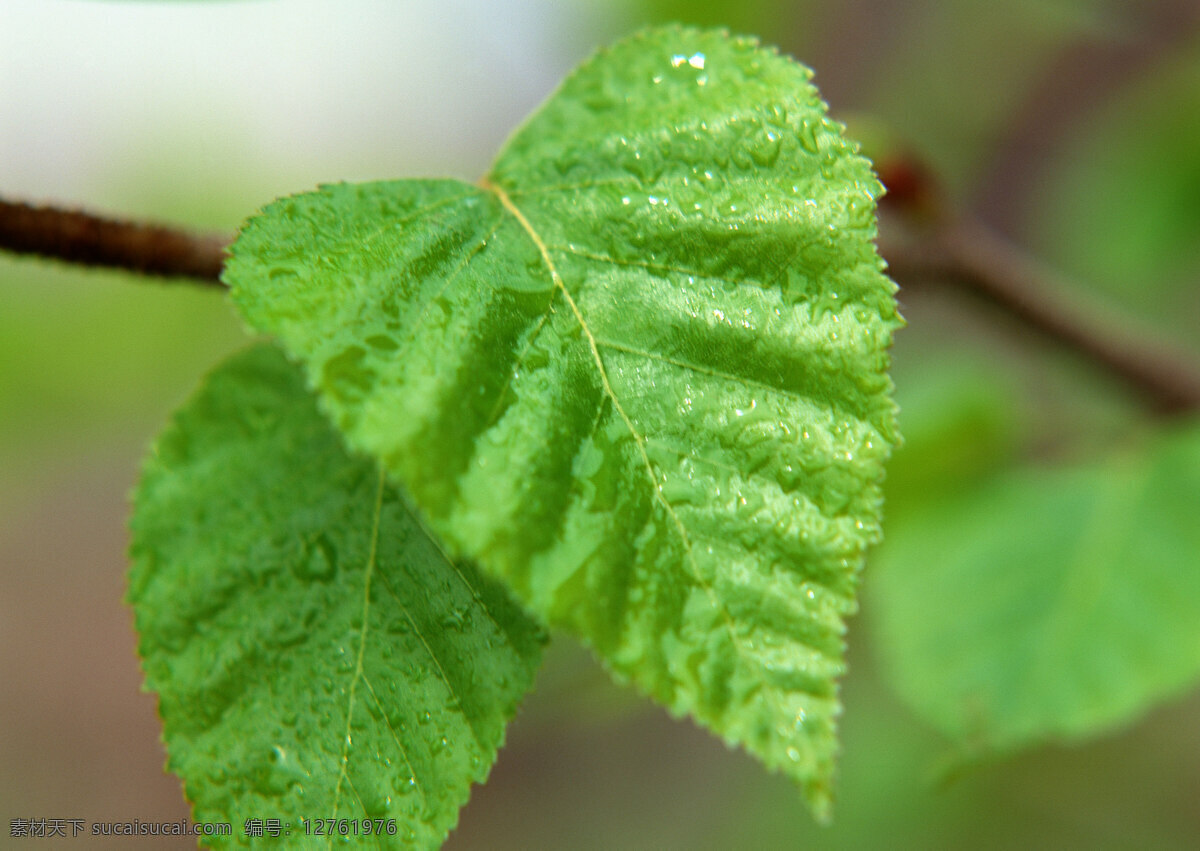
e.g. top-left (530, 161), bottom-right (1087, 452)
top-left (128, 344), bottom-right (545, 849)
top-left (226, 26), bottom-right (900, 817)
top-left (871, 420), bottom-right (1200, 754)
top-left (882, 353), bottom-right (1025, 512)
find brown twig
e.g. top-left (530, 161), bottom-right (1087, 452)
top-left (2, 193), bottom-right (1199, 415)
top-left (0, 197), bottom-right (227, 285)
top-left (874, 151), bottom-right (1200, 416)
top-left (879, 216), bottom-right (1200, 416)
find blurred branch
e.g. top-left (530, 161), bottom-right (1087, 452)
top-left (877, 156), bottom-right (1200, 416)
top-left (975, 2), bottom-right (1200, 234)
top-left (4, 191), bottom-right (1199, 415)
top-left (0, 197), bottom-right (227, 285)
top-left (881, 220), bottom-right (1200, 415)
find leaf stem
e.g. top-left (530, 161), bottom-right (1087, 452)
top-left (0, 196), bottom-right (228, 285)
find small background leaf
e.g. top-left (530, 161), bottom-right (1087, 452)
top-left (871, 419), bottom-right (1200, 753)
top-left (128, 344), bottom-right (544, 849)
top-left (228, 26), bottom-right (900, 817)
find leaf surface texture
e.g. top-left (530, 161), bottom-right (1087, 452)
top-left (128, 344), bottom-right (544, 848)
top-left (227, 26), bottom-right (900, 815)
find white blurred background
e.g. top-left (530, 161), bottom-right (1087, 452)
top-left (1, 1), bottom-right (612, 218)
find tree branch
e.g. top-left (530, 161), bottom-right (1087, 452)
top-left (3, 193), bottom-right (1199, 415)
top-left (873, 151), bottom-right (1200, 416)
top-left (879, 216), bottom-right (1200, 416)
top-left (0, 197), bottom-right (227, 285)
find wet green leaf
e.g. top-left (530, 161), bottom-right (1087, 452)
top-left (128, 344), bottom-right (545, 849)
top-left (226, 26), bottom-right (900, 817)
top-left (872, 420), bottom-right (1200, 754)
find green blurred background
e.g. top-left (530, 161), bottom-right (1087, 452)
top-left (3, 0), bottom-right (1199, 847)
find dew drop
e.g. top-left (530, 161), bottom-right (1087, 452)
top-left (365, 333), bottom-right (398, 351)
top-left (296, 534), bottom-right (338, 582)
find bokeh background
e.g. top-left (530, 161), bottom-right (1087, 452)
top-left (3, 1), bottom-right (1199, 847)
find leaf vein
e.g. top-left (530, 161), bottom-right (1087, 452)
top-left (485, 179), bottom-right (789, 716)
top-left (358, 189), bottom-right (479, 257)
top-left (331, 468), bottom-right (387, 829)
top-left (595, 336), bottom-right (813, 406)
top-left (550, 242), bottom-right (746, 291)
top-left (360, 672), bottom-right (427, 811)
top-left (372, 551), bottom-right (487, 754)
top-left (400, 210), bottom-right (506, 354)
top-left (480, 294), bottom-right (559, 432)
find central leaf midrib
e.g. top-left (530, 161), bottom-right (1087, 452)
top-left (481, 177), bottom-right (792, 721)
